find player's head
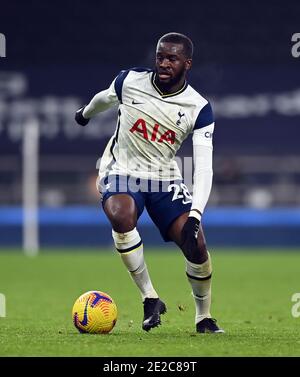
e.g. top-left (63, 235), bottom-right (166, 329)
top-left (155, 32), bottom-right (193, 87)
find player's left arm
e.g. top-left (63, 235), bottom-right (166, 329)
top-left (181, 101), bottom-right (214, 246)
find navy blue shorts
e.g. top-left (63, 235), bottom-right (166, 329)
top-left (100, 175), bottom-right (192, 242)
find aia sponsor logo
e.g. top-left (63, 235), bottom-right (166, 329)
top-left (130, 118), bottom-right (176, 144)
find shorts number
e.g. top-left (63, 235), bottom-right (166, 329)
top-left (168, 183), bottom-right (192, 204)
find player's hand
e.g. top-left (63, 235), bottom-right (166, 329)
top-left (180, 216), bottom-right (200, 252)
top-left (75, 106), bottom-right (90, 126)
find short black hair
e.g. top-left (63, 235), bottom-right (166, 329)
top-left (157, 32), bottom-right (194, 59)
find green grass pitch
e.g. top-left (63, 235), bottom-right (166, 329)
top-left (0, 248), bottom-right (300, 356)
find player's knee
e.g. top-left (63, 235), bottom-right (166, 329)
top-left (111, 214), bottom-right (136, 233)
top-left (106, 206), bottom-right (136, 232)
top-left (104, 196), bottom-right (137, 232)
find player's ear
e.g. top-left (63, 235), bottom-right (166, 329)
top-left (185, 59), bottom-right (192, 71)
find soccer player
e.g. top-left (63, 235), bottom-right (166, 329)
top-left (75, 32), bottom-right (224, 334)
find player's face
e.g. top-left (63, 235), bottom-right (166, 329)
top-left (155, 42), bottom-right (192, 86)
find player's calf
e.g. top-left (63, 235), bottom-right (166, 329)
top-left (112, 228), bottom-right (159, 300)
top-left (186, 254), bottom-right (212, 323)
top-left (185, 252), bottom-right (224, 333)
top-left (112, 228), bottom-right (166, 331)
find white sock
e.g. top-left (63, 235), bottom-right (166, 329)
top-left (112, 228), bottom-right (158, 301)
top-left (186, 252), bottom-right (212, 324)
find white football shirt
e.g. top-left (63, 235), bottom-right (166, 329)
top-left (84, 68), bottom-right (214, 182)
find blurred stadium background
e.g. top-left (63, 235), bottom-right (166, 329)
top-left (1, 0), bottom-right (300, 250)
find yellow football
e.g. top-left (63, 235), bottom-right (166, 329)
top-left (72, 291), bottom-right (117, 334)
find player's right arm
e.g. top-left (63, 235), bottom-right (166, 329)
top-left (75, 79), bottom-right (119, 126)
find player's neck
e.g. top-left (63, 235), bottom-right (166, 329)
top-left (153, 74), bottom-right (186, 96)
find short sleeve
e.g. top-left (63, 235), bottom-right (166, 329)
top-left (114, 70), bottom-right (130, 103)
top-left (193, 102), bottom-right (214, 130)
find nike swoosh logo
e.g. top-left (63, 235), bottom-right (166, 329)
top-left (132, 100), bottom-right (144, 105)
top-left (79, 299), bottom-right (89, 326)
